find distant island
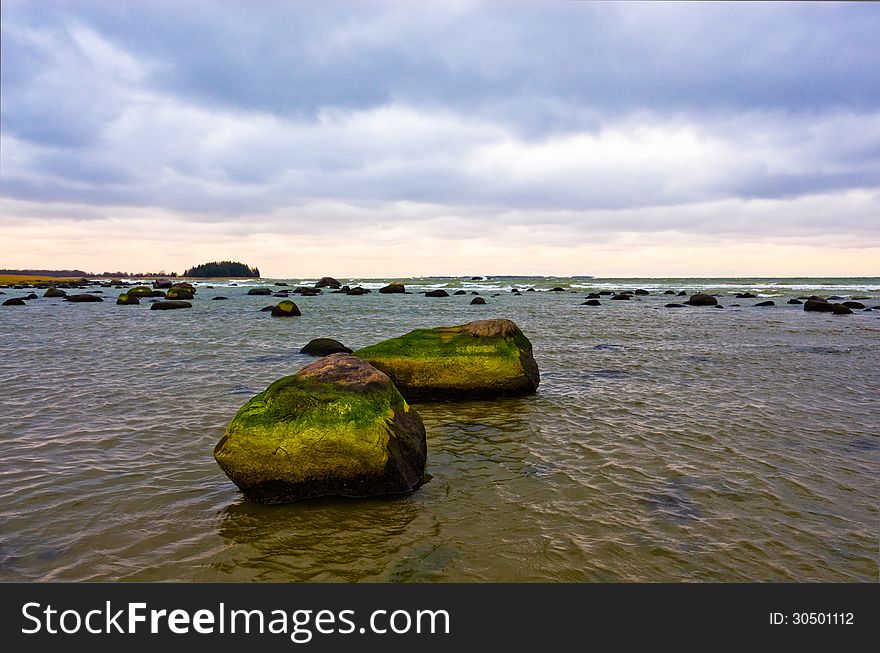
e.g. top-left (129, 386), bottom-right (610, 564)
top-left (181, 261), bottom-right (260, 278)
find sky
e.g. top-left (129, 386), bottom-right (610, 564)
top-left (1, 1), bottom-right (879, 278)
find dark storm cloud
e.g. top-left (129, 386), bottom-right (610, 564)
top-left (1, 0), bottom-right (880, 236)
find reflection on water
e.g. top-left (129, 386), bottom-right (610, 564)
top-left (0, 277), bottom-right (878, 581)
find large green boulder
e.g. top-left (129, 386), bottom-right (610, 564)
top-left (127, 286), bottom-right (156, 297)
top-left (214, 354), bottom-right (426, 504)
top-left (165, 287), bottom-right (194, 300)
top-left (355, 318), bottom-right (540, 401)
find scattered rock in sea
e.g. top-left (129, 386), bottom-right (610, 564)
top-left (64, 294), bottom-right (103, 302)
top-left (274, 282), bottom-right (289, 287)
top-left (664, 290), bottom-right (676, 295)
top-left (165, 287), bottom-right (194, 300)
top-left (153, 280), bottom-right (173, 289)
top-left (828, 295), bottom-right (844, 300)
top-left (526, 288), bottom-right (536, 292)
top-left (2, 298), bottom-right (26, 306)
top-left (634, 289), bottom-right (649, 295)
top-left (685, 293), bottom-right (717, 306)
top-left (248, 288), bottom-right (272, 296)
top-left (453, 290), bottom-right (467, 295)
top-left (355, 318), bottom-right (540, 401)
top-left (583, 299), bottom-right (601, 306)
top-left (379, 282), bottom-right (405, 294)
top-left (24, 293), bottom-right (39, 300)
top-left (736, 292), bottom-right (757, 298)
top-left (259, 305), bottom-right (274, 312)
top-left (212, 296), bottom-right (229, 301)
top-left (787, 298), bottom-right (803, 305)
top-left (315, 277), bottom-right (341, 289)
top-left (611, 293), bottom-right (630, 300)
top-left (116, 293), bottom-right (140, 305)
top-left (471, 291), bottom-right (480, 295)
top-left (128, 286), bottom-right (158, 298)
top-left (832, 304), bottom-right (853, 315)
top-left (270, 300), bottom-right (301, 317)
top-left (550, 287), bottom-right (565, 292)
top-left (586, 293), bottom-right (601, 299)
top-left (754, 300), bottom-right (775, 307)
top-left (842, 301), bottom-right (865, 309)
top-left (665, 303), bottom-right (686, 308)
top-left (425, 289), bottom-right (450, 297)
top-left (213, 353), bottom-right (427, 504)
top-left (300, 338), bottom-right (352, 356)
top-left (347, 287), bottom-right (368, 295)
top-left (599, 291), bottom-right (614, 296)
top-left (677, 291), bottom-right (687, 296)
top-left (804, 298), bottom-right (834, 312)
top-left (150, 300), bottom-right (192, 310)
top-left (470, 297), bottom-right (486, 305)
top-left (43, 288), bottom-right (67, 298)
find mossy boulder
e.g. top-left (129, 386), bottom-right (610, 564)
top-left (116, 293), bottom-right (140, 305)
top-left (127, 286), bottom-right (156, 297)
top-left (165, 287), bottom-right (194, 300)
top-left (214, 354), bottom-right (427, 503)
top-left (355, 318), bottom-right (540, 401)
top-left (270, 300), bottom-right (301, 317)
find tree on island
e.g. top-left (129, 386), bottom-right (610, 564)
top-left (182, 261), bottom-right (260, 278)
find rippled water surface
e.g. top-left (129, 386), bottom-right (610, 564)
top-left (1, 277), bottom-right (878, 581)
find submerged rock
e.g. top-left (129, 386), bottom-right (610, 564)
top-left (665, 303), bottom-right (686, 308)
top-left (634, 289), bottom-right (649, 295)
top-left (214, 353), bottom-right (427, 504)
top-left (453, 290), bottom-right (467, 295)
top-left (470, 297), bottom-right (486, 305)
top-left (43, 288), bottom-right (67, 298)
top-left (735, 292), bottom-right (757, 299)
top-left (116, 293), bottom-right (140, 305)
top-left (270, 300), bottom-right (301, 317)
top-left (832, 304), bottom-right (853, 315)
top-left (804, 298), bottom-right (834, 312)
top-left (425, 289), bottom-right (449, 297)
top-left (2, 297), bottom-right (26, 306)
top-left (65, 294), bottom-right (103, 302)
top-left (582, 299), bottom-right (601, 306)
top-left (787, 298), bottom-right (803, 305)
top-left (586, 293), bottom-right (601, 299)
top-left (843, 301), bottom-right (866, 310)
top-left (611, 293), bottom-right (630, 300)
top-left (300, 338), bottom-right (352, 356)
top-left (248, 288), bottom-right (272, 296)
top-left (379, 282), bottom-right (406, 294)
top-left (754, 300), bottom-right (775, 307)
top-left (150, 300), bottom-right (192, 310)
top-left (346, 287), bottom-right (368, 295)
top-left (664, 290), bottom-right (676, 295)
top-left (315, 277), bottom-right (342, 289)
top-left (212, 296), bottom-right (229, 301)
top-left (355, 319), bottom-right (540, 401)
top-left (549, 287), bottom-right (565, 292)
top-left (685, 293), bottom-right (717, 306)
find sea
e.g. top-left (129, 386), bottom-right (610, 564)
top-left (1, 276), bottom-right (878, 581)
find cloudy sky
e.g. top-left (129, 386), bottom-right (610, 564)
top-left (2, 1), bottom-right (879, 277)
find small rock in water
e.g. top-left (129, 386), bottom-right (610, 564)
top-left (582, 299), bottom-right (601, 306)
top-left (610, 293), bottom-right (630, 300)
top-left (425, 289), bottom-right (450, 297)
top-left (685, 293), bottom-right (717, 306)
top-left (842, 301), bottom-right (865, 309)
top-left (754, 300), bottom-right (775, 307)
top-left (248, 288), bottom-right (272, 296)
top-left (315, 277), bottom-right (341, 289)
top-left (470, 297), bottom-right (486, 305)
top-left (454, 290), bottom-right (467, 295)
top-left (634, 289), bottom-right (649, 295)
top-left (212, 296), bottom-right (229, 301)
top-left (300, 338), bottom-right (352, 356)
top-left (270, 300), bottom-right (301, 317)
top-left (787, 298), bottom-right (803, 304)
top-left (43, 288), bottom-right (67, 298)
top-left (832, 304), bottom-right (853, 315)
top-left (116, 293), bottom-right (140, 305)
top-left (665, 303), bottom-right (686, 308)
top-left (664, 290), bottom-right (676, 295)
top-left (379, 282), bottom-right (405, 294)
top-left (150, 300), bottom-right (192, 310)
top-left (804, 298), bottom-right (834, 312)
top-left (2, 297), bottom-right (26, 306)
top-left (64, 294), bottom-right (103, 302)
top-left (549, 287), bottom-right (565, 292)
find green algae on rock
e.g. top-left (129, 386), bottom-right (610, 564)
top-left (270, 299), bottom-right (301, 317)
top-left (214, 353), bottom-right (427, 504)
top-left (354, 318), bottom-right (540, 401)
top-left (165, 287), bottom-right (194, 300)
top-left (116, 293), bottom-right (140, 305)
